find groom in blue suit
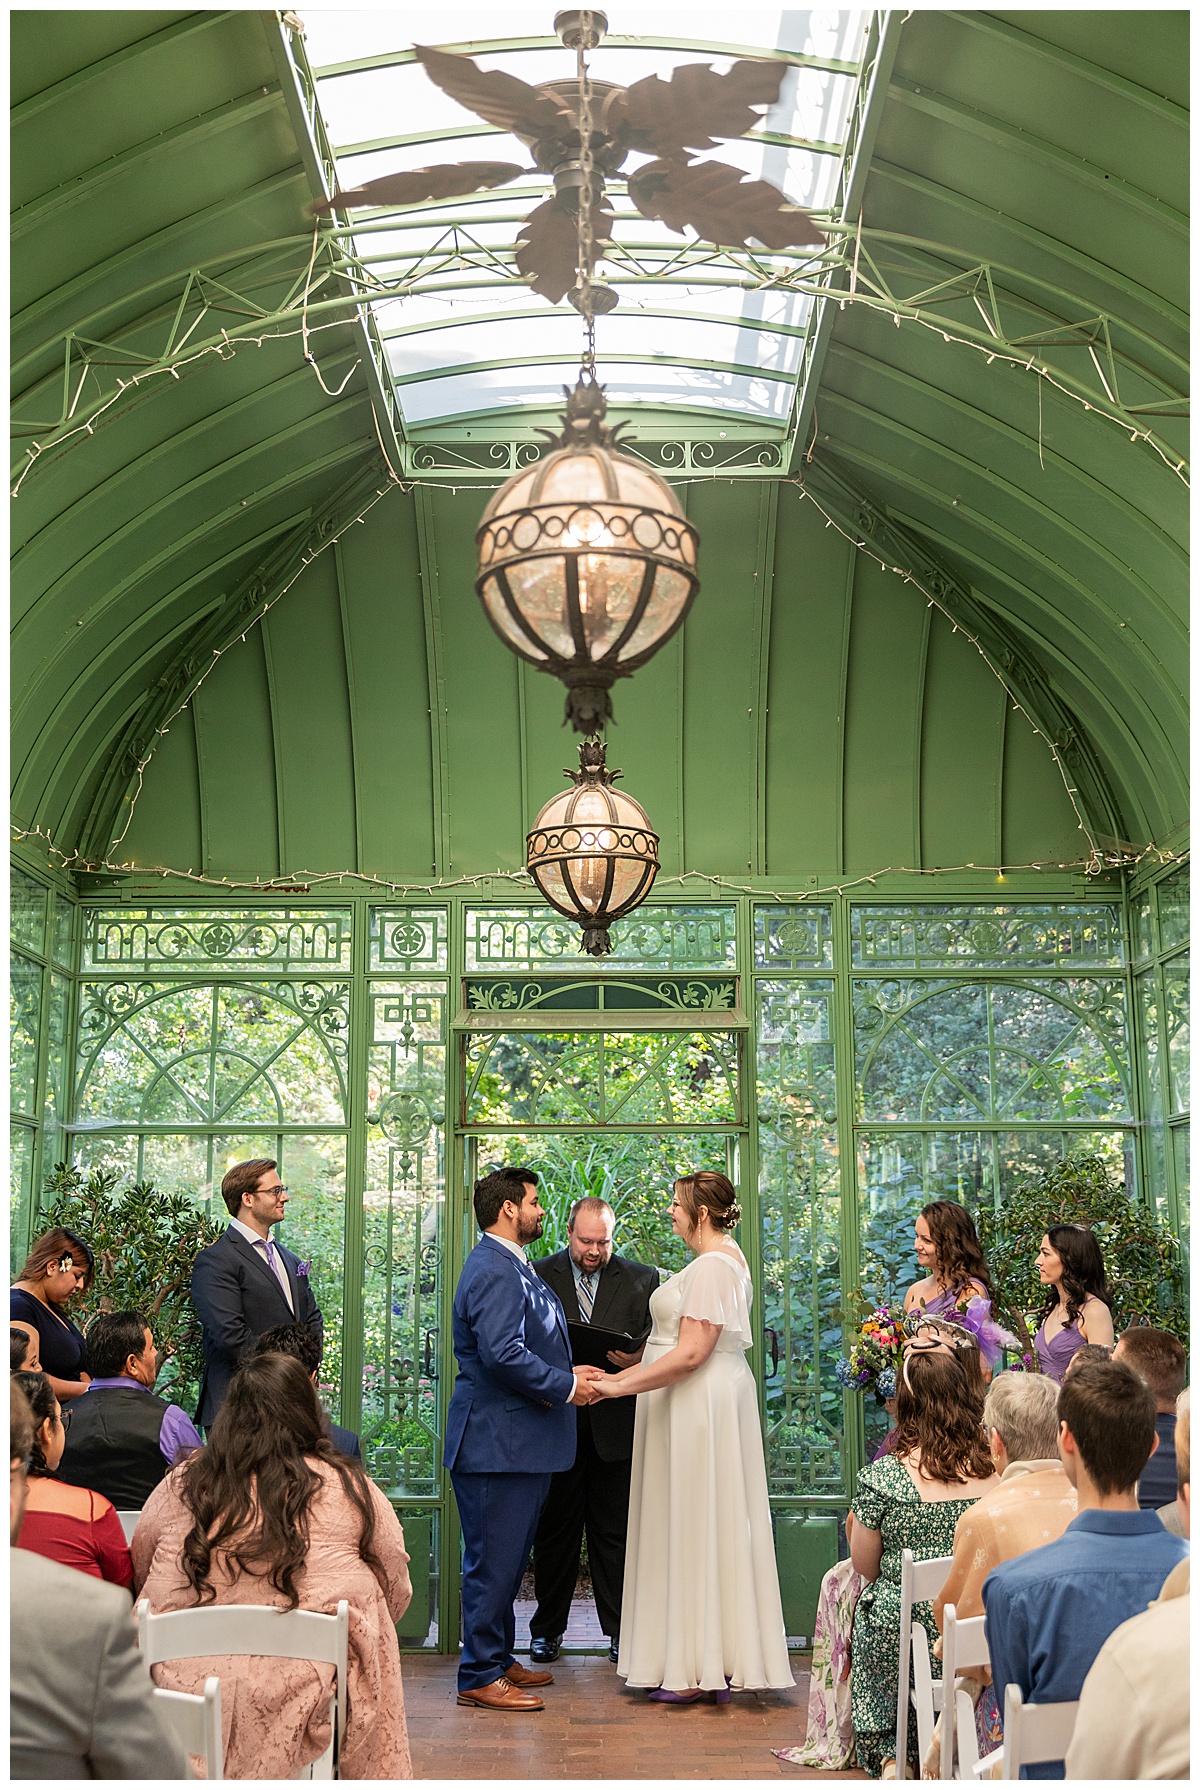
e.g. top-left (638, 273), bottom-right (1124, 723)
top-left (445, 1165), bottom-right (601, 1711)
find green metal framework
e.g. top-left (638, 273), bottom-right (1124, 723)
top-left (10, 853), bottom-right (1187, 1649)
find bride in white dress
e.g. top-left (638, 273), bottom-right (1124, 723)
top-left (592, 1170), bottom-right (793, 1701)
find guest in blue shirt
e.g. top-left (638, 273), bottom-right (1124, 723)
top-left (983, 1357), bottom-right (1187, 1779)
top-left (1111, 1324), bottom-right (1186, 1511)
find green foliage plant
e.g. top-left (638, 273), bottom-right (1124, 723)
top-left (977, 1152), bottom-right (1188, 1358)
top-left (37, 1162), bottom-right (224, 1409)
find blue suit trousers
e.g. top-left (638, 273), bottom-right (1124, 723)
top-left (452, 1469), bottom-right (553, 1691)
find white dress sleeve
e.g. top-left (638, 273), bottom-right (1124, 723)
top-left (678, 1252), bottom-right (753, 1348)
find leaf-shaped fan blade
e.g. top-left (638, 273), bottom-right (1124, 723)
top-left (620, 60), bottom-right (785, 155)
top-left (414, 44), bottom-right (574, 141)
top-left (515, 197), bottom-right (615, 303)
top-left (312, 162), bottom-right (525, 214)
top-left (629, 159), bottom-right (826, 251)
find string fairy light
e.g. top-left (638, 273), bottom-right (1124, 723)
top-left (12, 820), bottom-right (1178, 904)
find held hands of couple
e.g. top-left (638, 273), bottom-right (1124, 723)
top-left (569, 1365), bottom-right (611, 1406)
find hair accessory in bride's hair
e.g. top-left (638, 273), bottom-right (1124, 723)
top-left (723, 1201), bottom-right (742, 1228)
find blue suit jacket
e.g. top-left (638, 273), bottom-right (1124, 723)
top-left (443, 1234), bottom-right (577, 1475)
top-left (191, 1227), bottom-right (323, 1427)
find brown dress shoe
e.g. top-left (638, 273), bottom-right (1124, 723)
top-left (457, 1676), bottom-right (545, 1711)
top-left (506, 1660), bottom-right (554, 1688)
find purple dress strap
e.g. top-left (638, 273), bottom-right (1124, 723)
top-left (1033, 1316), bottom-right (1087, 1383)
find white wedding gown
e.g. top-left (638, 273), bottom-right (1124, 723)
top-left (617, 1242), bottom-right (794, 1692)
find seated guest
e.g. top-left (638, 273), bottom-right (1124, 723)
top-left (11, 1369), bottom-right (133, 1589)
top-left (924, 1374), bottom-right (1077, 1772)
top-left (1111, 1324), bottom-right (1187, 1511)
top-left (848, 1348), bottom-right (998, 1777)
top-left (252, 1321), bottom-right (362, 1457)
top-left (10, 1380), bottom-right (187, 1780)
top-left (10, 1324), bottom-right (40, 1372)
top-left (1061, 1341), bottom-right (1113, 1379)
top-left (1066, 1389), bottom-right (1190, 1780)
top-left (983, 1358), bottom-right (1186, 1779)
top-left (57, 1309), bottom-right (204, 1508)
top-left (134, 1353), bottom-right (413, 1778)
top-left (10, 1227), bottom-right (94, 1403)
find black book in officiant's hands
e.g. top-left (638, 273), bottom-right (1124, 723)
top-left (567, 1320), bottom-right (651, 1373)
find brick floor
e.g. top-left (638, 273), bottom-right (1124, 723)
top-left (401, 1650), bottom-right (867, 1779)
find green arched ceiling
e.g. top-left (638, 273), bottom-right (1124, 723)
top-left (11, 9), bottom-right (1188, 887)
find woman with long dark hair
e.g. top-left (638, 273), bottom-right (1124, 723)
top-left (1032, 1222), bottom-right (1114, 1381)
top-left (10, 1228), bottom-right (94, 1402)
top-left (11, 1368), bottom-right (132, 1587)
top-left (134, 1353), bottom-right (413, 1779)
top-left (904, 1200), bottom-right (1012, 1370)
top-left (846, 1348), bottom-right (997, 1777)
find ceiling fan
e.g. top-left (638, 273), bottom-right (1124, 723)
top-left (312, 9), bottom-right (827, 306)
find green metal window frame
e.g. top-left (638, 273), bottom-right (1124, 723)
top-left (9, 854), bottom-right (1186, 1649)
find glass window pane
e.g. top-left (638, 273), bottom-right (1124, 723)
top-left (10, 1124), bottom-right (35, 1275)
top-left (1164, 953), bottom-right (1189, 1115)
top-left (851, 903), bottom-right (1125, 970)
top-left (756, 980), bottom-right (843, 1495)
top-left (754, 904), bottom-right (834, 968)
top-left (11, 868), bottom-right (48, 956)
top-left (1171, 1126), bottom-right (1189, 1243)
top-left (10, 952), bottom-right (42, 1115)
top-left (41, 974), bottom-right (71, 1167)
top-left (855, 979), bottom-right (1130, 1123)
top-left (51, 895), bottom-right (75, 970)
top-left (465, 904), bottom-right (736, 970)
top-left (82, 908), bottom-right (353, 973)
top-left (1130, 890), bottom-right (1155, 963)
top-left (1158, 867), bottom-right (1189, 952)
top-left (368, 908), bottom-right (449, 972)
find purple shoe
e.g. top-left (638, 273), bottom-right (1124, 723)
top-left (648, 1687), bottom-right (730, 1705)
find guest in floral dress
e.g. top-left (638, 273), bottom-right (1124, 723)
top-left (848, 1344), bottom-right (997, 1777)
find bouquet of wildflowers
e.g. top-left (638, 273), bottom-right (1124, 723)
top-left (835, 1305), bottom-right (912, 1401)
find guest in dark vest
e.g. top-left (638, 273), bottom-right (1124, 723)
top-left (251, 1322), bottom-right (363, 1458)
top-left (530, 1196), bottom-right (659, 1664)
top-left (56, 1310), bottom-right (203, 1509)
top-left (190, 1158), bottom-right (323, 1428)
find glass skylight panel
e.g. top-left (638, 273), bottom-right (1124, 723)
top-left (303, 8), bottom-right (872, 431)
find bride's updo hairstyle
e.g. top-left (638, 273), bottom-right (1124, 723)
top-left (674, 1171), bottom-right (742, 1237)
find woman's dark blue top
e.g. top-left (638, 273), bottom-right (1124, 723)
top-left (9, 1287), bottom-right (86, 1381)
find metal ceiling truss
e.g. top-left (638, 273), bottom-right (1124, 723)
top-left (799, 450), bottom-right (1126, 846)
top-left (76, 454), bottom-right (390, 864)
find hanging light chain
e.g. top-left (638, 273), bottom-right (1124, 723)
top-left (575, 13), bottom-right (597, 378)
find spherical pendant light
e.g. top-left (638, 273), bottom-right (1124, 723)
top-left (526, 739), bottom-right (659, 954)
top-left (476, 378), bottom-right (700, 733)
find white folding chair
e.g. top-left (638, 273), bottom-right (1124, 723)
top-left (116, 1510), bottom-right (141, 1544)
top-left (1001, 1684), bottom-right (1079, 1778)
top-left (153, 1678), bottom-right (223, 1780)
top-left (940, 1602), bottom-right (990, 1779)
top-left (895, 1550), bottom-right (954, 1779)
top-left (137, 1600), bottom-right (349, 1780)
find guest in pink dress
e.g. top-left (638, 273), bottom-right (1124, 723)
top-left (133, 1353), bottom-right (413, 1779)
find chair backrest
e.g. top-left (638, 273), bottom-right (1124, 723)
top-left (1001, 1684), bottom-right (1079, 1778)
top-left (117, 1510), bottom-right (141, 1544)
top-left (153, 1678), bottom-right (223, 1780)
top-left (137, 1600), bottom-right (349, 1753)
top-left (940, 1605), bottom-right (991, 1778)
top-left (895, 1550), bottom-right (955, 1780)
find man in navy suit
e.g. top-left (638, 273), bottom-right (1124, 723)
top-left (190, 1159), bottom-right (323, 1429)
top-left (252, 1323), bottom-right (361, 1459)
top-left (445, 1165), bottom-right (601, 1712)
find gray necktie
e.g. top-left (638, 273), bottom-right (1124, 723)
top-left (577, 1271), bottom-right (596, 1322)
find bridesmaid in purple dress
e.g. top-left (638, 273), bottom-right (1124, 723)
top-left (1031, 1223), bottom-right (1114, 1382)
top-left (902, 1202), bottom-right (1011, 1366)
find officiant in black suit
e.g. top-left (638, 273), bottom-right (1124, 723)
top-left (190, 1158), bottom-right (323, 1428)
top-left (530, 1196), bottom-right (659, 1664)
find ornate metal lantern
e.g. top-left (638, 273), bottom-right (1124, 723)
top-left (526, 738), bottom-right (659, 954)
top-left (476, 379), bottom-right (700, 732)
